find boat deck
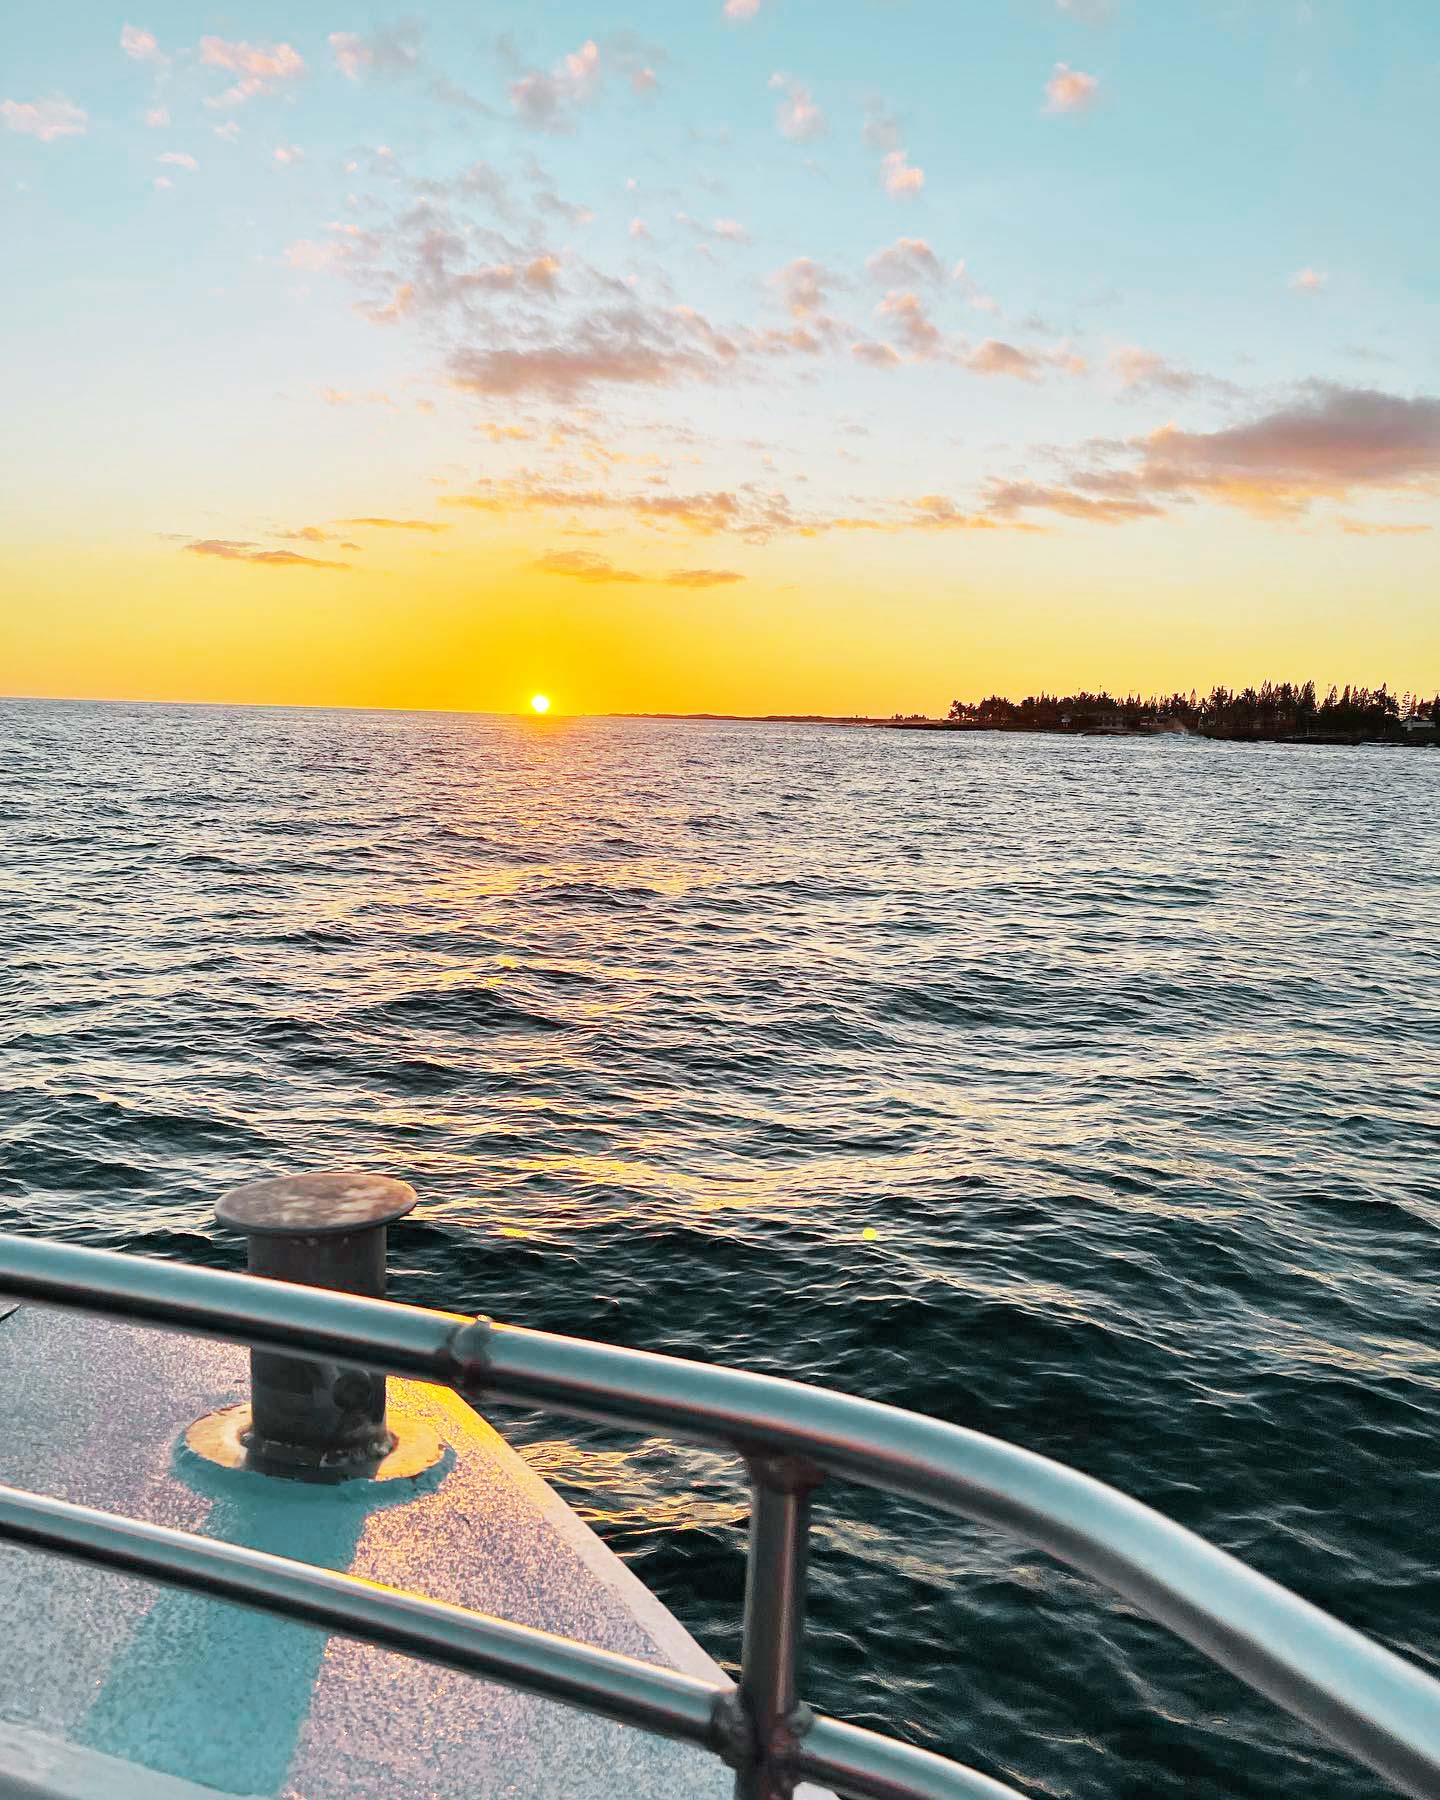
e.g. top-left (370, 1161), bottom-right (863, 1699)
top-left (0, 1302), bottom-right (783, 1799)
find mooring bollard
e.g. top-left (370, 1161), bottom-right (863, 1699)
top-left (211, 1171), bottom-right (418, 1481)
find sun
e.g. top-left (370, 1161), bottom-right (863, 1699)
top-left (529, 693), bottom-right (552, 715)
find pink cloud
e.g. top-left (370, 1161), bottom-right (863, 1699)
top-left (724, 0), bottom-right (761, 16)
top-left (1108, 344), bottom-right (1237, 398)
top-left (877, 290), bottom-right (942, 358)
top-left (144, 105), bottom-right (169, 127)
top-left (510, 40), bottom-right (601, 129)
top-left (450, 338), bottom-right (710, 402)
top-left (853, 340), bottom-right (903, 368)
top-left (986, 480), bottom-right (1158, 523)
top-left (286, 239), bottom-right (346, 271)
top-left (1045, 62), bottom-right (1099, 112)
top-left (329, 32), bottom-right (370, 80)
top-left (1289, 267), bottom-right (1328, 292)
top-left (909, 495), bottom-right (1007, 531)
top-left (534, 550), bottom-right (644, 583)
top-left (990, 383), bottom-right (1440, 525)
top-left (666, 567), bottom-right (744, 586)
top-left (120, 24), bottom-right (164, 62)
top-left (881, 149), bottom-right (924, 196)
top-left (532, 550), bottom-right (744, 586)
top-left (966, 339), bottom-right (1041, 380)
top-left (199, 37), bottom-right (306, 108)
top-left (866, 238), bottom-right (941, 284)
top-left (2, 97), bottom-right (87, 141)
top-left (772, 257), bottom-right (831, 319)
top-left (157, 151), bottom-right (197, 171)
top-left (184, 539), bottom-right (350, 569)
top-left (327, 24), bottom-right (422, 81)
top-left (771, 74), bottom-right (826, 141)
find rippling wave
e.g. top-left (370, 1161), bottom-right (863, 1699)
top-left (3, 697), bottom-right (1438, 1799)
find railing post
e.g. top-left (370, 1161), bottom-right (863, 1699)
top-left (212, 1171), bottom-right (417, 1480)
top-left (735, 1455), bottom-right (821, 1800)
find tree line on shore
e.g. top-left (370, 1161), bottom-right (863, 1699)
top-left (941, 681), bottom-right (1439, 739)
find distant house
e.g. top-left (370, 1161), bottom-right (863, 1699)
top-left (1400, 715), bottom-right (1437, 742)
top-left (1064, 707), bottom-right (1124, 732)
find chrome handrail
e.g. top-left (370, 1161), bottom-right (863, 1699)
top-left (1, 1235), bottom-right (1438, 1799)
top-left (0, 1483), bottom-right (1003, 1800)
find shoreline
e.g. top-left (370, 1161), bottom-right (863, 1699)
top-left (609, 712), bottom-right (1438, 747)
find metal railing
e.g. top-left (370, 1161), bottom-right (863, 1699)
top-left (1, 1234), bottom-right (1438, 1800)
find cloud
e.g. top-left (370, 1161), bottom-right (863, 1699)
top-left (2, 98), bottom-right (87, 141)
top-left (665, 567), bottom-right (744, 586)
top-left (1108, 345), bottom-right (1237, 398)
top-left (328, 25), bottom-right (423, 82)
top-left (510, 40), bottom-right (601, 130)
top-left (1130, 383), bottom-right (1440, 513)
top-left (1335, 518), bottom-right (1431, 536)
top-left (199, 37), bottom-right (306, 108)
top-left (330, 32), bottom-right (369, 80)
top-left (524, 252), bottom-right (562, 291)
top-left (286, 238), bottom-right (346, 271)
top-left (444, 469), bottom-right (1039, 544)
top-left (447, 303), bottom-right (727, 402)
top-left (866, 238), bottom-right (941, 285)
top-left (338, 517), bottom-right (451, 532)
top-left (951, 260), bottom-right (1000, 313)
top-left (358, 283), bottom-right (415, 324)
top-left (713, 217), bottom-right (749, 242)
top-left (992, 383), bottom-right (1440, 525)
top-left (908, 495), bottom-right (1008, 531)
top-left (631, 67), bottom-right (658, 94)
top-left (629, 216), bottom-right (650, 238)
top-left (770, 74), bottom-right (825, 141)
top-left (534, 550), bottom-right (643, 582)
top-left (183, 539), bottom-right (350, 569)
top-left (862, 100), bottom-right (900, 151)
top-left (144, 106), bottom-right (169, 127)
top-left (877, 290), bottom-right (942, 358)
top-left (1045, 63), bottom-right (1099, 112)
top-left (880, 149), bottom-right (924, 196)
top-left (852, 340), bottom-right (903, 368)
top-left (447, 479), bottom-right (778, 540)
top-left (985, 480), bottom-right (1159, 523)
top-left (1289, 266), bottom-right (1328, 292)
top-left (273, 144), bottom-right (302, 164)
top-left (157, 151), bottom-right (197, 171)
top-left (724, 0), bottom-right (761, 17)
top-left (772, 257), bottom-right (832, 320)
top-left (120, 24), bottom-right (164, 62)
top-left (274, 526), bottom-right (335, 542)
top-left (532, 550), bottom-right (744, 586)
top-left (154, 176), bottom-right (172, 190)
top-left (966, 339), bottom-right (1041, 380)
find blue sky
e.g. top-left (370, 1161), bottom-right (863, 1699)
top-left (3, 1), bottom-right (1438, 711)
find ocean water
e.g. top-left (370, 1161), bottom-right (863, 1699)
top-left (3, 697), bottom-right (1438, 1799)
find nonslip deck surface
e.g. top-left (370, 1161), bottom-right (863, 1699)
top-left (0, 1303), bottom-right (789, 1799)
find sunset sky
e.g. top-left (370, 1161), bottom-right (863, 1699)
top-left (4, 0), bottom-right (1438, 715)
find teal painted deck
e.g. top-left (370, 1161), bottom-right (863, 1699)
top-left (0, 1303), bottom-right (794, 1798)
